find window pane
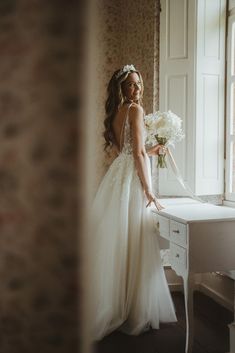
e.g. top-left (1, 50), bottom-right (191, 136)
top-left (226, 17), bottom-right (235, 200)
top-left (232, 142), bottom-right (235, 193)
top-left (232, 22), bottom-right (235, 76)
top-left (231, 83), bottom-right (235, 134)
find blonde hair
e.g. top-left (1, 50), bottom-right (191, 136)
top-left (103, 68), bottom-right (144, 151)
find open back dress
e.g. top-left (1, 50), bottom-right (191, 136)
top-left (89, 103), bottom-right (177, 341)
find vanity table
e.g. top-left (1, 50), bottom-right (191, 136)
top-left (152, 198), bottom-right (235, 353)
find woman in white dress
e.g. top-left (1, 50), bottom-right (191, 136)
top-left (89, 64), bottom-right (177, 341)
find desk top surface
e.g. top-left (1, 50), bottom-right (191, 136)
top-left (152, 198), bottom-right (235, 223)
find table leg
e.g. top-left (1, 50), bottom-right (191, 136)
top-left (183, 273), bottom-right (195, 353)
top-left (228, 323), bottom-right (235, 353)
top-left (227, 281), bottom-right (235, 353)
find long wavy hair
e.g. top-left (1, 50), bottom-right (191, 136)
top-left (103, 68), bottom-right (144, 151)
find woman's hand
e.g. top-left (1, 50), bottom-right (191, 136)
top-left (145, 190), bottom-right (164, 211)
top-left (146, 144), bottom-right (167, 156)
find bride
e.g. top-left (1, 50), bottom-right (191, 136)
top-left (89, 64), bottom-right (177, 341)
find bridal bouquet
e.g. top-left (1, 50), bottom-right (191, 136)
top-left (144, 110), bottom-right (184, 168)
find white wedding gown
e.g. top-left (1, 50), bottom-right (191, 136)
top-left (89, 103), bottom-right (177, 341)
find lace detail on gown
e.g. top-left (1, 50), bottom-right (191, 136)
top-left (120, 106), bottom-right (133, 155)
top-left (89, 103), bottom-right (177, 341)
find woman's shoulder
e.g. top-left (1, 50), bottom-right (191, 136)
top-left (129, 102), bottom-right (143, 111)
top-left (129, 103), bottom-right (144, 120)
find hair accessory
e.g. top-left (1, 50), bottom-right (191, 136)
top-left (115, 64), bottom-right (137, 79)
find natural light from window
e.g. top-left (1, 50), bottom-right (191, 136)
top-left (226, 17), bottom-right (235, 201)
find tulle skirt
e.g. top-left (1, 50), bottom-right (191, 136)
top-left (88, 153), bottom-right (177, 341)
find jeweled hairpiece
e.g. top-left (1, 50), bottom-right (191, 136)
top-left (115, 64), bottom-right (137, 79)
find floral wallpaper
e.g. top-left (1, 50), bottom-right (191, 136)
top-left (89, 0), bottom-right (161, 195)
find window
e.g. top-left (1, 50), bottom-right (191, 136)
top-left (226, 13), bottom-right (235, 202)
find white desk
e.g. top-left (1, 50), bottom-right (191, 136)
top-left (152, 198), bottom-right (235, 353)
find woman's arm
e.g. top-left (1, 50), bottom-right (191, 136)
top-left (146, 144), bottom-right (161, 156)
top-left (129, 104), bottom-right (162, 209)
top-left (146, 144), bottom-right (167, 156)
top-left (130, 104), bottom-right (150, 191)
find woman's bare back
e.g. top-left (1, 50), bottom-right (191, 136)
top-left (112, 103), bottom-right (131, 152)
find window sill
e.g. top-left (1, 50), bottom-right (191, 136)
top-left (223, 200), bottom-right (235, 208)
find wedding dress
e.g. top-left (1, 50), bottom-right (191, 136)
top-left (89, 103), bottom-right (177, 341)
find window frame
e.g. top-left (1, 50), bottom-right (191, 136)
top-left (225, 12), bottom-right (235, 202)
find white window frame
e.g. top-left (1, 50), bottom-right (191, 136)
top-left (225, 12), bottom-right (235, 203)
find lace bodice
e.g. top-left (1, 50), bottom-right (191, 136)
top-left (121, 110), bottom-right (133, 155)
top-left (120, 103), bottom-right (146, 156)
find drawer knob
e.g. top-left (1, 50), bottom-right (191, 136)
top-left (176, 253), bottom-right (180, 258)
top-left (173, 230), bottom-right (180, 234)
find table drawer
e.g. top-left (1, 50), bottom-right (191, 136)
top-left (170, 242), bottom-right (187, 269)
top-left (170, 220), bottom-right (187, 247)
top-left (154, 214), bottom-right (170, 239)
top-left (153, 214), bottom-right (159, 229)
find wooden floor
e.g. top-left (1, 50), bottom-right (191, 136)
top-left (93, 291), bottom-right (233, 353)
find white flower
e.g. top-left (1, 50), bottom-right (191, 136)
top-left (144, 110), bottom-right (184, 147)
top-left (155, 116), bottom-right (165, 129)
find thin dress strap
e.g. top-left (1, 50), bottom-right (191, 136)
top-left (119, 103), bottom-right (133, 152)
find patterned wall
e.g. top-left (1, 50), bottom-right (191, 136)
top-left (89, 0), bottom-right (160, 195)
top-left (0, 0), bottom-right (160, 351)
top-left (0, 1), bottom-right (80, 352)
